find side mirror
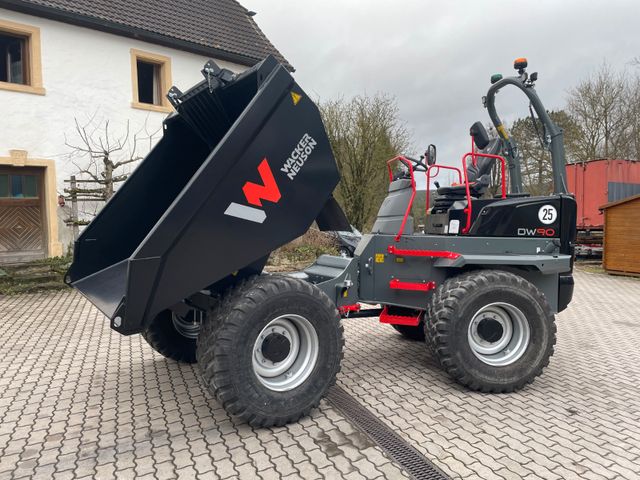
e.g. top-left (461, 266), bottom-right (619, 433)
top-left (425, 144), bottom-right (437, 166)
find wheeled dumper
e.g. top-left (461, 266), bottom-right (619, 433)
top-left (67, 57), bottom-right (576, 426)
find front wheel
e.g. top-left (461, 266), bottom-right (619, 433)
top-left (426, 270), bottom-right (556, 392)
top-left (143, 309), bottom-right (201, 363)
top-left (197, 275), bottom-right (344, 427)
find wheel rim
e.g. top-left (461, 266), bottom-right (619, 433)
top-left (252, 314), bottom-right (319, 392)
top-left (172, 311), bottom-right (201, 339)
top-left (467, 302), bottom-right (530, 366)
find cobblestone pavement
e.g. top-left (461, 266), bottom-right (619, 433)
top-left (0, 269), bottom-right (639, 479)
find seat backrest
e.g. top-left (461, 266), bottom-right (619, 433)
top-left (371, 179), bottom-right (414, 235)
top-left (467, 138), bottom-right (502, 182)
top-left (470, 121), bottom-right (490, 150)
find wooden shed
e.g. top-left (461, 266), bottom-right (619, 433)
top-left (601, 193), bottom-right (640, 275)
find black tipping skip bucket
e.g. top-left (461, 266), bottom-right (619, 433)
top-left (66, 56), bottom-right (347, 334)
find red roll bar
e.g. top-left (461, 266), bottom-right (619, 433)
top-left (386, 156), bottom-right (416, 242)
top-left (461, 152), bottom-right (507, 234)
top-left (425, 165), bottom-right (463, 213)
top-left (385, 148), bottom-right (507, 240)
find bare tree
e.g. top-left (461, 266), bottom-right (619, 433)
top-left (510, 110), bottom-right (580, 195)
top-left (566, 63), bottom-right (634, 161)
top-left (63, 116), bottom-right (160, 222)
top-left (624, 75), bottom-right (640, 159)
top-left (320, 94), bottom-right (410, 231)
top-left (64, 117), bottom-right (159, 201)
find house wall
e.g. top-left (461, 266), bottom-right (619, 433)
top-left (603, 197), bottom-right (640, 275)
top-left (0, 8), bottom-right (247, 257)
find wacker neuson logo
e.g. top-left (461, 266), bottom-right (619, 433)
top-left (280, 134), bottom-right (317, 180)
top-left (224, 133), bottom-right (316, 223)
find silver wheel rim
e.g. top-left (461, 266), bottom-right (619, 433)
top-left (467, 302), bottom-right (530, 366)
top-left (252, 314), bottom-right (319, 392)
top-left (172, 311), bottom-right (201, 339)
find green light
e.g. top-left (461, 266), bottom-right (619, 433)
top-left (491, 73), bottom-right (503, 84)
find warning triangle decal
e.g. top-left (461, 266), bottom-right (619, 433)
top-left (291, 91), bottom-right (302, 106)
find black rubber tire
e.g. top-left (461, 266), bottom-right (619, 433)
top-left (392, 323), bottom-right (426, 341)
top-left (143, 310), bottom-right (197, 363)
top-left (425, 270), bottom-right (556, 393)
top-left (197, 275), bottom-right (344, 427)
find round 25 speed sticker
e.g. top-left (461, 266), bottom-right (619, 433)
top-left (538, 205), bottom-right (558, 225)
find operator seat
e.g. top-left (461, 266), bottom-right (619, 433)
top-left (435, 122), bottom-right (501, 199)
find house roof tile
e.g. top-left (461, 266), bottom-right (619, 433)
top-left (0, 0), bottom-right (290, 68)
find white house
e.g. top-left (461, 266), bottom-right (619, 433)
top-left (0, 0), bottom-right (288, 262)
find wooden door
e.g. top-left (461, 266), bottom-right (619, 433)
top-left (0, 167), bottom-right (46, 263)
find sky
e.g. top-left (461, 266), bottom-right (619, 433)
top-left (242, 0), bottom-right (640, 182)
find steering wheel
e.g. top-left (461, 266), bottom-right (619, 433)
top-left (405, 155), bottom-right (428, 172)
top-left (392, 156), bottom-right (427, 181)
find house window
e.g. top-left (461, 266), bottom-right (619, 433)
top-left (131, 49), bottom-right (172, 113)
top-left (0, 32), bottom-right (27, 84)
top-left (137, 60), bottom-right (160, 105)
top-left (0, 19), bottom-right (45, 95)
top-left (0, 173), bottom-right (38, 198)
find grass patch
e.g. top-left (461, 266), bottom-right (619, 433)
top-left (266, 228), bottom-right (339, 272)
top-left (0, 255), bottom-right (71, 295)
top-left (574, 259), bottom-right (605, 275)
top-left (576, 264), bottom-right (606, 275)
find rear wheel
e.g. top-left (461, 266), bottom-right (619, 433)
top-left (386, 306), bottom-right (426, 341)
top-left (391, 324), bottom-right (426, 341)
top-left (143, 310), bottom-right (201, 363)
top-left (197, 275), bottom-right (344, 427)
top-left (426, 270), bottom-right (555, 392)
